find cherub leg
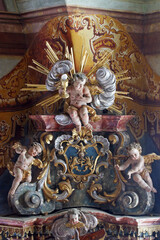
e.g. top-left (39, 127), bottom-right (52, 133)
top-left (68, 109), bottom-right (81, 132)
top-left (8, 168), bottom-right (23, 196)
top-left (79, 106), bottom-right (92, 130)
top-left (143, 171), bottom-right (157, 193)
top-left (133, 173), bottom-right (151, 192)
top-left (26, 172), bottom-right (32, 183)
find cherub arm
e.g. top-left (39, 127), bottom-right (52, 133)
top-left (12, 142), bottom-right (27, 154)
top-left (32, 158), bottom-right (43, 168)
top-left (115, 158), bottom-right (131, 171)
top-left (82, 86), bottom-right (92, 103)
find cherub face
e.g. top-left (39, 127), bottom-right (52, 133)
top-left (69, 214), bottom-right (79, 224)
top-left (128, 148), bottom-right (140, 161)
top-left (73, 79), bottom-right (86, 91)
top-left (28, 145), bottom-right (42, 157)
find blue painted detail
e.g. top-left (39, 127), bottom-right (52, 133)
top-left (66, 146), bottom-right (99, 175)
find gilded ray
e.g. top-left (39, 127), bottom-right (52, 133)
top-left (46, 41), bottom-right (59, 61)
top-left (115, 70), bottom-right (128, 77)
top-left (71, 47), bottom-right (76, 74)
top-left (116, 77), bottom-right (131, 82)
top-left (36, 93), bottom-right (61, 106)
top-left (81, 51), bottom-right (88, 73)
top-left (80, 45), bottom-right (84, 72)
top-left (108, 105), bottom-right (122, 114)
top-left (87, 50), bottom-right (114, 77)
top-left (21, 88), bottom-right (47, 92)
top-left (21, 83), bottom-right (47, 92)
top-left (115, 94), bottom-right (133, 100)
top-left (46, 96), bottom-right (62, 106)
top-left (116, 91), bottom-right (130, 95)
top-left (65, 46), bottom-right (70, 60)
top-left (26, 84), bottom-right (46, 88)
top-left (32, 59), bottom-right (50, 74)
top-left (28, 65), bottom-right (48, 75)
top-left (44, 48), bottom-right (56, 64)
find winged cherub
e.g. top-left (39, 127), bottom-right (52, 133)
top-left (8, 142), bottom-right (43, 197)
top-left (59, 73), bottom-right (92, 132)
top-left (115, 142), bottom-right (157, 193)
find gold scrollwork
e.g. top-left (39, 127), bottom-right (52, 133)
top-left (88, 154), bottom-right (128, 205)
top-left (108, 134), bottom-right (119, 145)
top-left (87, 183), bottom-right (106, 203)
top-left (87, 179), bottom-right (123, 205)
top-left (58, 180), bottom-right (75, 202)
top-left (37, 133), bottom-right (75, 202)
top-left (42, 176), bottom-right (74, 202)
top-left (72, 127), bottom-right (93, 141)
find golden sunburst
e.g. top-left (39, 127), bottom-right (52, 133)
top-left (21, 41), bottom-right (132, 113)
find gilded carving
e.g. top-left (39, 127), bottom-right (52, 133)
top-left (54, 127), bottom-right (110, 190)
top-left (1, 13), bottom-right (160, 160)
top-left (1, 11), bottom-right (160, 237)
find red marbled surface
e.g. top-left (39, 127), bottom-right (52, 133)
top-left (30, 115), bottom-right (134, 132)
top-left (0, 209), bottom-right (159, 228)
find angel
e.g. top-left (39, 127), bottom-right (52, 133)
top-left (115, 142), bottom-right (158, 193)
top-left (8, 142), bottom-right (43, 197)
top-left (59, 72), bottom-right (93, 132)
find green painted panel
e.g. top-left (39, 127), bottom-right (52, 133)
top-left (0, 55), bottom-right (22, 78)
top-left (16, 0), bottom-right (66, 13)
top-left (3, 0), bottom-right (18, 13)
top-left (3, 0), bottom-right (160, 14)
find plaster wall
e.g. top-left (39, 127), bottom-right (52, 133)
top-left (3, 0), bottom-right (160, 14)
top-left (0, 55), bottom-right (22, 78)
top-left (145, 54), bottom-right (160, 76)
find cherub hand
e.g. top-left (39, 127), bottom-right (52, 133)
top-left (128, 172), bottom-right (132, 179)
top-left (115, 164), bottom-right (120, 170)
top-left (12, 142), bottom-right (22, 149)
top-left (22, 149), bottom-right (27, 154)
top-left (58, 88), bottom-right (64, 95)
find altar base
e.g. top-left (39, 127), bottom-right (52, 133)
top-left (0, 209), bottom-right (160, 239)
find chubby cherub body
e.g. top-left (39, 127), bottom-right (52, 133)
top-left (59, 73), bottom-right (92, 132)
top-left (115, 142), bottom-right (157, 193)
top-left (8, 142), bottom-right (43, 197)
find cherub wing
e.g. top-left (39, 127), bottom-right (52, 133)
top-left (7, 161), bottom-right (15, 176)
top-left (144, 153), bottom-right (160, 164)
top-left (86, 84), bottom-right (103, 96)
top-left (144, 153), bottom-right (160, 173)
top-left (32, 158), bottom-right (44, 169)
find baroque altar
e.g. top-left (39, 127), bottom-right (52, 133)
top-left (0, 13), bottom-right (160, 240)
